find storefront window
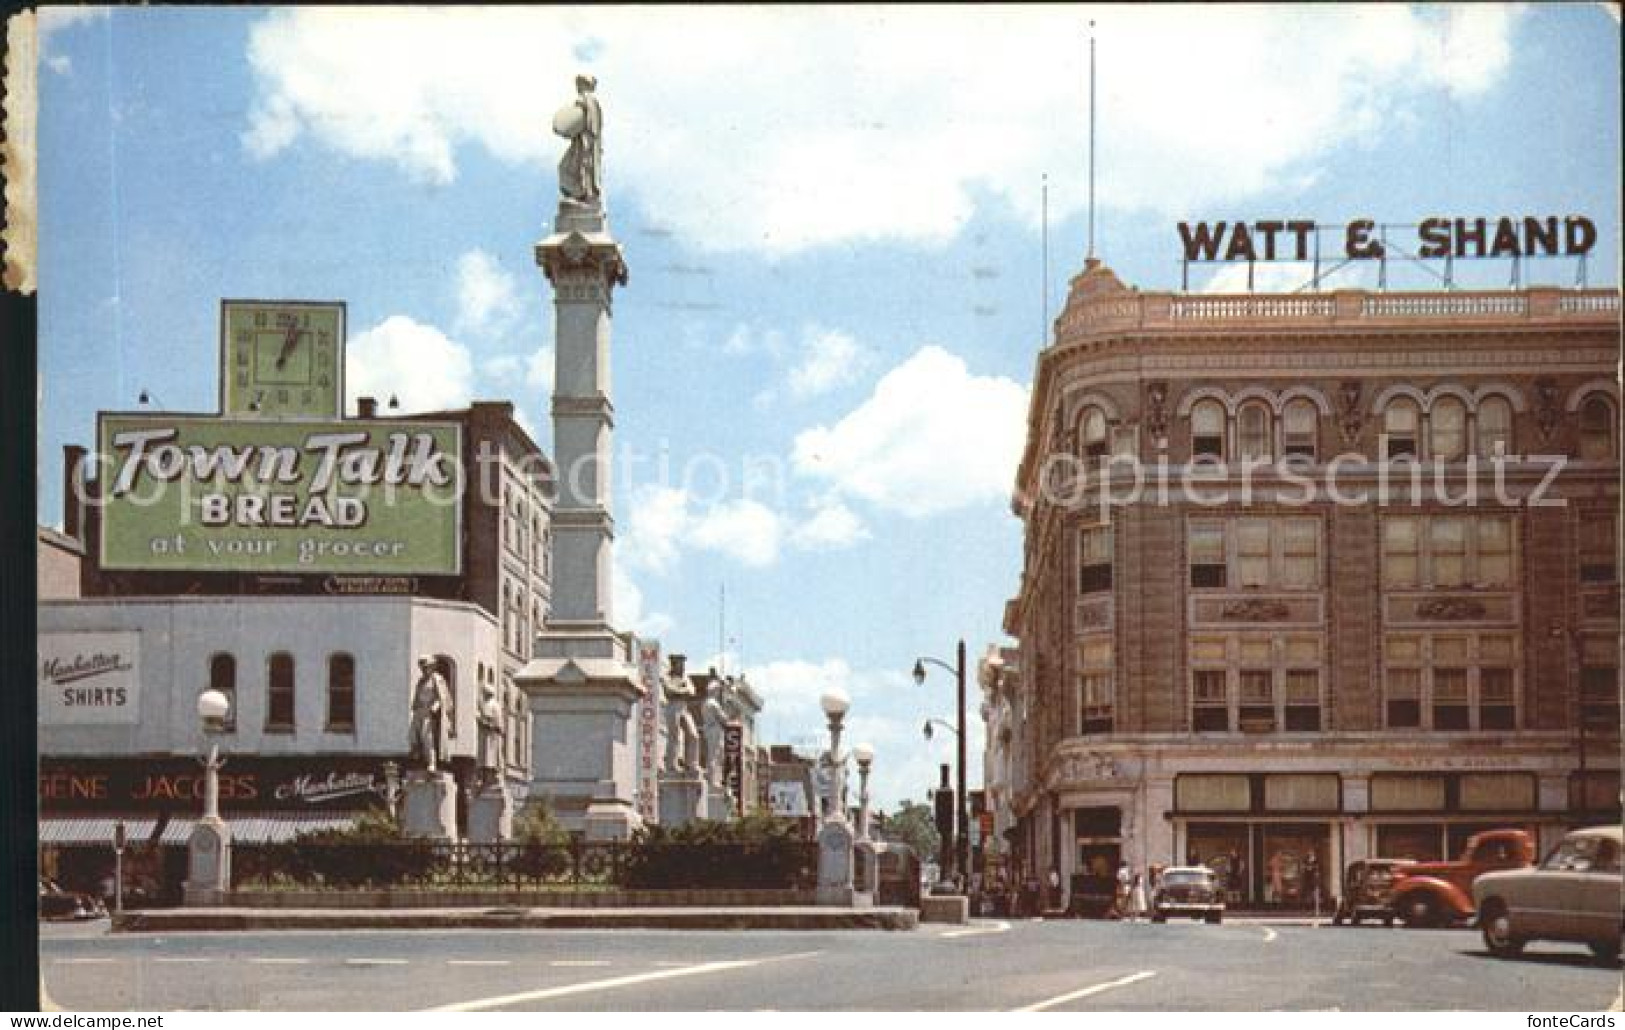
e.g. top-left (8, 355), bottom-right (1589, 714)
top-left (1185, 824), bottom-right (1248, 904)
top-left (1260, 825), bottom-right (1327, 908)
top-left (1376, 824), bottom-right (1444, 862)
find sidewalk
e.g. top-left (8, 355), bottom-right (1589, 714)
top-left (112, 905), bottom-right (919, 933)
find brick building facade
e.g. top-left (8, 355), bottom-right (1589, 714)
top-left (992, 259), bottom-right (1621, 910)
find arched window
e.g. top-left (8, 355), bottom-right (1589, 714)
top-left (1580, 395), bottom-right (1616, 461)
top-left (1383, 400), bottom-right (1420, 460)
top-left (1191, 400), bottom-right (1226, 460)
top-left (266, 652), bottom-right (295, 731)
top-left (1476, 396), bottom-right (1513, 456)
top-left (1282, 400), bottom-right (1318, 461)
top-left (327, 653), bottom-right (356, 732)
top-left (1079, 407), bottom-right (1108, 459)
top-left (208, 654), bottom-right (237, 733)
top-left (1238, 403), bottom-right (1272, 461)
top-left (1430, 397), bottom-right (1467, 461)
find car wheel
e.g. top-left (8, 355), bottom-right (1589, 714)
top-left (1349, 912), bottom-right (1361, 927)
top-left (1400, 895), bottom-right (1438, 929)
top-left (1383, 915), bottom-right (1395, 928)
top-left (1588, 940), bottom-right (1619, 962)
top-left (1479, 902), bottom-right (1524, 957)
top-left (1151, 913), bottom-right (1166, 924)
top-left (1205, 911), bottom-right (1222, 925)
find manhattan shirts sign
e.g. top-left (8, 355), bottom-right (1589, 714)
top-left (39, 632), bottom-right (140, 725)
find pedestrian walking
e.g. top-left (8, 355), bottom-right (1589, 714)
top-left (1130, 872), bottom-right (1148, 923)
top-left (1114, 860), bottom-right (1132, 919)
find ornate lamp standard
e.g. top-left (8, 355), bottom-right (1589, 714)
top-left (913, 640), bottom-right (968, 888)
top-left (815, 688), bottom-right (855, 906)
top-left (853, 742), bottom-right (875, 841)
top-left (184, 688), bottom-right (232, 906)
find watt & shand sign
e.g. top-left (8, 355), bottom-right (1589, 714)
top-left (95, 414), bottom-right (462, 575)
top-left (1177, 215), bottom-right (1598, 263)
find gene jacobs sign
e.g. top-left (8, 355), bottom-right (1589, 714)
top-left (39, 632), bottom-right (140, 725)
top-left (96, 414), bottom-right (462, 575)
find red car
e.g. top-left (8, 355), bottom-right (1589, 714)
top-left (1388, 830), bottom-right (1535, 928)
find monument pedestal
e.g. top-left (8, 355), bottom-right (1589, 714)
top-left (467, 782), bottom-right (514, 843)
top-left (816, 820), bottom-right (857, 907)
top-left (182, 816), bottom-right (231, 907)
top-left (518, 622), bottom-right (644, 841)
top-left (659, 775), bottom-right (706, 828)
top-left (401, 771), bottom-right (458, 841)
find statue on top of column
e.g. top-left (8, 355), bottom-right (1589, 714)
top-left (552, 73), bottom-right (603, 205)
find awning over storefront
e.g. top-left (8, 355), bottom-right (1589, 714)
top-left (38, 817), bottom-right (159, 846)
top-left (157, 813), bottom-right (361, 846)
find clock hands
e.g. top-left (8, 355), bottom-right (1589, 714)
top-left (275, 319), bottom-right (302, 370)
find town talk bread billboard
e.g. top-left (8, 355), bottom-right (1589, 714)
top-left (96, 415), bottom-right (462, 575)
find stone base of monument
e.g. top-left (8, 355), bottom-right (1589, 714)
top-left (182, 817), bottom-right (231, 907)
top-left (816, 820), bottom-right (856, 907)
top-left (658, 775), bottom-right (706, 827)
top-left (584, 795), bottom-right (641, 841)
top-left (466, 783), bottom-right (513, 843)
top-left (702, 790), bottom-right (735, 822)
top-left (854, 840), bottom-right (881, 896)
top-left (401, 771), bottom-right (458, 840)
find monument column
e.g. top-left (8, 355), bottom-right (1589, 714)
top-left (516, 75), bottom-right (643, 841)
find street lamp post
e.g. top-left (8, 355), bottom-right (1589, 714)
top-left (1551, 623), bottom-right (1589, 814)
top-left (816, 688), bottom-right (856, 907)
top-left (820, 688), bottom-right (851, 822)
top-left (914, 639), bottom-right (968, 889)
top-left (185, 689), bottom-right (233, 907)
top-left (854, 743), bottom-right (875, 841)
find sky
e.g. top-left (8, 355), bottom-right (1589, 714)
top-left (34, 5), bottom-right (1622, 810)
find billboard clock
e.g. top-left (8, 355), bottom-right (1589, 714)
top-left (221, 300), bottom-right (346, 419)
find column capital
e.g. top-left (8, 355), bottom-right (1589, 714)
top-left (535, 229), bottom-right (628, 292)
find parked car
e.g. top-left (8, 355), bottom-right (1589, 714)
top-left (1331, 858), bottom-right (1415, 927)
top-left (1388, 829), bottom-right (1535, 928)
top-left (1474, 825), bottom-right (1622, 961)
top-left (1151, 865), bottom-right (1224, 924)
top-left (38, 878), bottom-right (106, 921)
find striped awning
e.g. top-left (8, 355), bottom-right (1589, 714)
top-left (158, 813), bottom-right (361, 846)
top-left (38, 817), bottom-right (159, 846)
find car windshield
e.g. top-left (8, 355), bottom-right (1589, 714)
top-left (1162, 870), bottom-right (1210, 886)
top-left (1542, 835), bottom-right (1610, 872)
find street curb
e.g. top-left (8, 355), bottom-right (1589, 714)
top-left (112, 906), bottom-right (918, 933)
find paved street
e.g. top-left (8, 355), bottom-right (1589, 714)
top-left (40, 917), bottom-right (1621, 1011)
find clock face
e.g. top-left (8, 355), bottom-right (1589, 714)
top-left (221, 301), bottom-right (346, 419)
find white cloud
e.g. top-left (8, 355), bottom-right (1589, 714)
top-left (787, 327), bottom-right (866, 399)
top-left (455, 249), bottom-right (521, 337)
top-left (38, 6), bottom-right (108, 38)
top-left (483, 344), bottom-right (554, 392)
top-left (790, 498), bottom-right (869, 551)
top-left (346, 315), bottom-right (475, 413)
top-left (239, 6), bottom-right (1525, 255)
top-left (621, 485), bottom-right (692, 574)
top-left (793, 346), bottom-right (1029, 518)
top-left (613, 557), bottom-right (674, 640)
top-left (45, 55), bottom-right (72, 75)
top-left (1199, 259), bottom-right (1372, 295)
top-left (687, 497), bottom-right (783, 568)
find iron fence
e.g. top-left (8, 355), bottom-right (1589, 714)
top-left (234, 839), bottom-right (819, 892)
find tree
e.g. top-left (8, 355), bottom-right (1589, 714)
top-left (876, 800), bottom-right (939, 860)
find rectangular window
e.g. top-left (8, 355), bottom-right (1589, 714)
top-left (1280, 519), bottom-right (1320, 589)
top-left (267, 653), bottom-right (295, 731)
top-left (1284, 669), bottom-right (1321, 731)
top-left (1580, 637), bottom-right (1620, 735)
top-left (1430, 519), bottom-right (1468, 588)
top-left (327, 654), bottom-right (356, 732)
top-left (1283, 403), bottom-right (1317, 460)
top-left (1476, 517), bottom-right (1514, 587)
top-left (1478, 668), bottom-right (1516, 730)
top-left (1432, 667), bottom-right (1470, 730)
top-left (1263, 773), bottom-right (1338, 812)
top-left (1079, 638), bottom-right (1113, 734)
top-left (1236, 519), bottom-right (1271, 588)
top-left (1189, 523), bottom-right (1226, 588)
top-left (1459, 773), bottom-right (1536, 812)
top-left (1385, 667), bottom-right (1421, 728)
top-left (1192, 670), bottom-right (1229, 732)
top-left (209, 654), bottom-right (237, 733)
top-left (1238, 670), bottom-right (1275, 732)
top-left (1383, 518), bottom-right (1420, 588)
top-left (1371, 774), bottom-right (1447, 812)
top-left (1580, 515), bottom-right (1618, 584)
top-left (1078, 525), bottom-right (1113, 594)
top-left (1176, 774), bottom-right (1251, 813)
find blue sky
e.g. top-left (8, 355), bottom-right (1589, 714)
top-left (35, 6), bottom-right (1621, 809)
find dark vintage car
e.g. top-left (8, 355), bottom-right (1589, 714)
top-left (1331, 858), bottom-right (1415, 927)
top-left (38, 878), bottom-right (106, 921)
top-left (1474, 825), bottom-right (1622, 961)
top-left (1152, 866), bottom-right (1224, 924)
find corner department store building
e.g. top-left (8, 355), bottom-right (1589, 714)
top-left (992, 261), bottom-right (1622, 909)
